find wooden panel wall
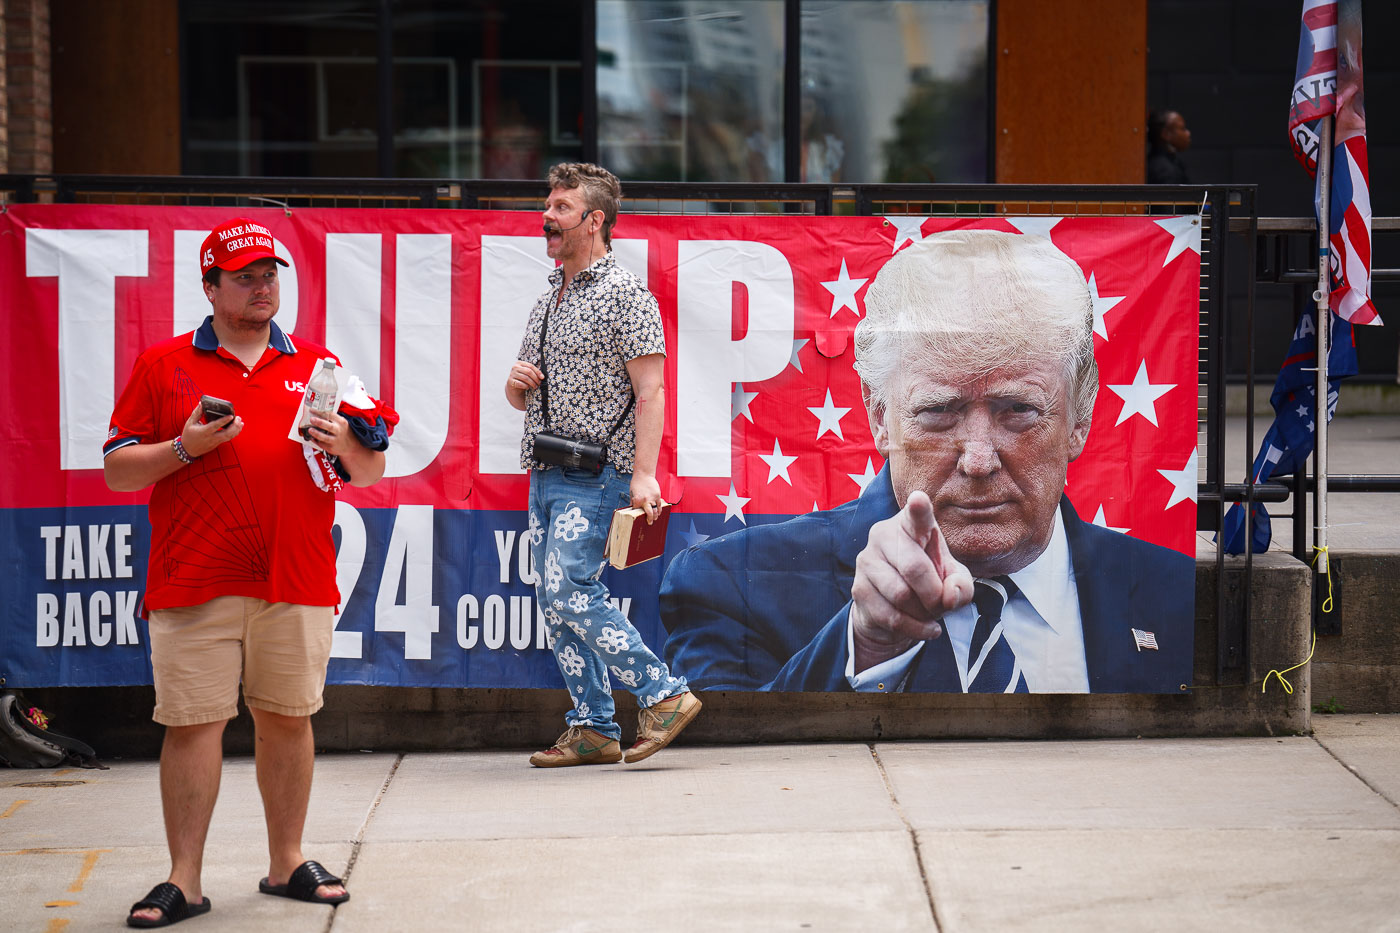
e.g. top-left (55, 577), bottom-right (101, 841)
top-left (995, 0), bottom-right (1147, 183)
top-left (51, 0), bottom-right (179, 174)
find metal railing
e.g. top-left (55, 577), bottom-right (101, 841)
top-left (1247, 216), bottom-right (1400, 632)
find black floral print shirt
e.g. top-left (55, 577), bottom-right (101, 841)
top-left (517, 251), bottom-right (667, 474)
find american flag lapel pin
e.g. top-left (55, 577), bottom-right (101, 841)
top-left (1132, 628), bottom-right (1159, 652)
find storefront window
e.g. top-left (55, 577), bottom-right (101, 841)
top-left (800, 0), bottom-right (990, 182)
top-left (182, 0), bottom-right (583, 178)
top-left (183, 1), bottom-right (382, 176)
top-left (597, 0), bottom-right (785, 182)
top-left (181, 1), bottom-right (988, 182)
top-left (391, 0), bottom-right (583, 178)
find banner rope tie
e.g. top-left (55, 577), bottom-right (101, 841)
top-left (245, 195), bottom-right (293, 217)
top-left (1261, 629), bottom-right (1316, 696)
top-left (1312, 544), bottom-right (1334, 613)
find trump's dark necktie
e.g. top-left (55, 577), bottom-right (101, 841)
top-left (966, 577), bottom-right (1028, 693)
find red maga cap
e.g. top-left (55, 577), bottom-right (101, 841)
top-left (200, 217), bottom-right (290, 274)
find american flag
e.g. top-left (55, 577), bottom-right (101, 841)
top-left (1132, 629), bottom-right (1159, 652)
top-left (1288, 0), bottom-right (1381, 326)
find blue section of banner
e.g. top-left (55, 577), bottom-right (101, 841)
top-left (0, 504), bottom-right (783, 688)
top-left (1, 506), bottom-right (155, 686)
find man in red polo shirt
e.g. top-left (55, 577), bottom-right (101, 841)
top-left (105, 218), bottom-right (386, 928)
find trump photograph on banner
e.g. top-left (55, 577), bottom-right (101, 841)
top-left (659, 227), bottom-right (1197, 695)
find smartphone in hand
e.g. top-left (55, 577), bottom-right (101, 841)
top-left (200, 395), bottom-right (235, 427)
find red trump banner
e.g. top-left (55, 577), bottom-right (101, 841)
top-left (0, 205), bottom-right (1199, 692)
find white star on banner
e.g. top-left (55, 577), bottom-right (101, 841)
top-left (1296, 403), bottom-right (1308, 418)
top-left (758, 439), bottom-right (798, 485)
top-left (1107, 360), bottom-right (1175, 427)
top-left (731, 383), bottom-right (759, 423)
top-left (717, 483), bottom-right (751, 524)
top-left (679, 519), bottom-right (709, 548)
top-left (789, 338), bottom-right (809, 374)
top-left (848, 458), bottom-right (879, 495)
top-left (820, 258), bottom-right (869, 318)
top-left (886, 216), bottom-right (928, 252)
top-left (1154, 215), bottom-right (1202, 267)
top-left (1005, 216), bottom-right (1063, 239)
top-left (1087, 271), bottom-right (1126, 340)
top-left (1092, 505), bottom-right (1130, 534)
top-left (808, 389), bottom-right (851, 440)
top-left (1157, 448), bottom-right (1199, 510)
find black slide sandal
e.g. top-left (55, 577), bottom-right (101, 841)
top-left (127, 882), bottom-right (211, 928)
top-left (258, 860), bottom-right (350, 905)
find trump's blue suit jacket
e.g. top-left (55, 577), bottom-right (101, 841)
top-left (660, 466), bottom-right (1194, 693)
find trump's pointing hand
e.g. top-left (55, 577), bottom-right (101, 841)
top-left (848, 490), bottom-right (975, 673)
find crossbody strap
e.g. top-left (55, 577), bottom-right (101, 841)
top-left (537, 282), bottom-right (635, 441)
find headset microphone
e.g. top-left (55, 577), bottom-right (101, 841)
top-left (543, 210), bottom-right (595, 235)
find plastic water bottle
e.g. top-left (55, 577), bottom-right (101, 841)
top-left (299, 358), bottom-right (339, 440)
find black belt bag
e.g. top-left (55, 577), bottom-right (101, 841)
top-left (532, 292), bottom-right (634, 475)
top-left (532, 432), bottom-right (609, 473)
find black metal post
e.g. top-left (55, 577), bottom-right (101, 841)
top-left (1211, 191), bottom-right (1243, 680)
top-left (581, 0), bottom-right (598, 165)
top-left (377, 0), bottom-right (396, 178)
top-left (783, 0), bottom-right (801, 183)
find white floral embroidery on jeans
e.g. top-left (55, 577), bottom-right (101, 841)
top-left (558, 644), bottom-right (585, 678)
top-left (554, 504), bottom-right (589, 541)
top-left (610, 665), bottom-right (640, 688)
top-left (526, 511), bottom-right (545, 546)
top-left (568, 591), bottom-right (590, 613)
top-left (544, 549), bottom-right (564, 593)
top-left (595, 626), bottom-right (629, 655)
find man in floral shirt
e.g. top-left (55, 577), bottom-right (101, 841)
top-left (506, 162), bottom-right (701, 767)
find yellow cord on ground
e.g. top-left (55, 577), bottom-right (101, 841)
top-left (1262, 629), bottom-right (1317, 695)
top-left (1182, 549), bottom-right (1332, 694)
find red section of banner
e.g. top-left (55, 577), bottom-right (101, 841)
top-left (0, 206), bottom-right (1199, 556)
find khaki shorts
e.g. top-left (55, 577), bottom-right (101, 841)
top-left (148, 596), bottom-right (334, 726)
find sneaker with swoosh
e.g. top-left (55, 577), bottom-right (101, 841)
top-left (529, 726), bottom-right (622, 768)
top-left (624, 691), bottom-right (702, 763)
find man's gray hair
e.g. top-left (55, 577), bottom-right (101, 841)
top-left (854, 229), bottom-right (1099, 427)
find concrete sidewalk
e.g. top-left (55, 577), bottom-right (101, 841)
top-left (5, 717), bottom-right (1400, 932)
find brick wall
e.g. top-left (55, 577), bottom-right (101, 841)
top-left (5, 0), bottom-right (50, 173)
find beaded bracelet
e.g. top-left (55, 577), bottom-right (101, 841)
top-left (172, 435), bottom-right (194, 464)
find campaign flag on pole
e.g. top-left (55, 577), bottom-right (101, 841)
top-left (1228, 0), bottom-right (1379, 555)
top-left (1287, 0), bottom-right (1381, 326)
top-left (1221, 307), bottom-right (1357, 553)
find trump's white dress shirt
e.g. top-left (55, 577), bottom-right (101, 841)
top-left (846, 508), bottom-right (1091, 693)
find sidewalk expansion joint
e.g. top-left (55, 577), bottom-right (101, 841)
top-left (1311, 736), bottom-right (1400, 811)
top-left (869, 743), bottom-right (942, 932)
top-left (324, 752), bottom-right (404, 933)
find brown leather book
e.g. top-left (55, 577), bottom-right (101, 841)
top-left (606, 503), bottom-right (672, 569)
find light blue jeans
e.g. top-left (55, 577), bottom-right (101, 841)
top-left (527, 465), bottom-right (687, 739)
